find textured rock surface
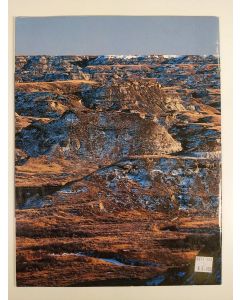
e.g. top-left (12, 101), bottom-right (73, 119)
top-left (15, 55), bottom-right (221, 286)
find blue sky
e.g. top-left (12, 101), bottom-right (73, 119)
top-left (15, 16), bottom-right (219, 55)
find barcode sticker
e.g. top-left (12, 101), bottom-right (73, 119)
top-left (194, 256), bottom-right (213, 273)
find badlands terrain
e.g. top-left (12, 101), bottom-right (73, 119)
top-left (15, 55), bottom-right (221, 286)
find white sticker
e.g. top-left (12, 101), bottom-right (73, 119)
top-left (194, 256), bottom-right (213, 273)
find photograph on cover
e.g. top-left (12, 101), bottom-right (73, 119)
top-left (15, 16), bottom-right (221, 286)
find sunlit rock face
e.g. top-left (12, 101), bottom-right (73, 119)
top-left (15, 55), bottom-right (221, 287)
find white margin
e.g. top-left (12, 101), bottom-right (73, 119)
top-left (0, 0), bottom-right (9, 299)
top-left (233, 0), bottom-right (239, 299)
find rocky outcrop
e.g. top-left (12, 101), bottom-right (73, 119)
top-left (15, 55), bottom-right (97, 82)
top-left (15, 55), bottom-right (221, 286)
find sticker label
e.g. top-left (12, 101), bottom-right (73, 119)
top-left (194, 256), bottom-right (213, 273)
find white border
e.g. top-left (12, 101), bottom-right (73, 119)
top-left (233, 0), bottom-right (239, 299)
top-left (0, 0), bottom-right (9, 299)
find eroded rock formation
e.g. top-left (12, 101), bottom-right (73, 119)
top-left (15, 55), bottom-right (221, 286)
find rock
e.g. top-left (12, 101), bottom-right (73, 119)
top-left (15, 54), bottom-right (221, 287)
